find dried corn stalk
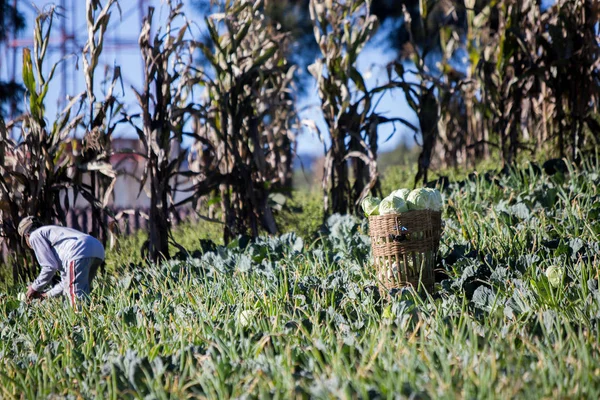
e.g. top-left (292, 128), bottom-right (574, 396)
top-left (308, 0), bottom-right (417, 215)
top-left (195, 0), bottom-right (297, 241)
top-left (124, 1), bottom-right (218, 261)
top-left (0, 7), bottom-right (91, 282)
top-left (79, 0), bottom-right (120, 244)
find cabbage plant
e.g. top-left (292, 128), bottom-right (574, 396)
top-left (546, 265), bottom-right (564, 287)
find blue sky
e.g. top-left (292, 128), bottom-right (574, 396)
top-left (2, 0), bottom-right (418, 155)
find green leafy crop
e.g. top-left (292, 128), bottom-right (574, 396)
top-left (1, 161), bottom-right (599, 399)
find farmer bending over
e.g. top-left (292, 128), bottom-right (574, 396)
top-left (18, 216), bottom-right (105, 307)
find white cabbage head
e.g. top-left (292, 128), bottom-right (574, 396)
top-left (361, 197), bottom-right (381, 216)
top-left (379, 194), bottom-right (408, 215)
top-left (406, 188), bottom-right (443, 211)
top-left (391, 188), bottom-right (411, 201)
top-left (426, 188), bottom-right (443, 211)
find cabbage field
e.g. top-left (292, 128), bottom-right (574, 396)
top-left (1, 161), bottom-right (600, 399)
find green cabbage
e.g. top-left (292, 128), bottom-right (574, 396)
top-left (546, 265), bottom-right (564, 287)
top-left (426, 188), bottom-right (443, 211)
top-left (238, 310), bottom-right (255, 327)
top-left (406, 188), bottom-right (443, 211)
top-left (379, 194), bottom-right (408, 215)
top-left (361, 196), bottom-right (381, 216)
top-left (391, 188), bottom-right (410, 201)
top-left (406, 188), bottom-right (429, 210)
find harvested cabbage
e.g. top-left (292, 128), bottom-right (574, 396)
top-left (379, 194), bottom-right (408, 215)
top-left (406, 188), bottom-right (443, 211)
top-left (426, 188), bottom-right (443, 211)
top-left (361, 196), bottom-right (381, 216)
top-left (406, 188), bottom-right (429, 210)
top-left (391, 188), bottom-right (411, 201)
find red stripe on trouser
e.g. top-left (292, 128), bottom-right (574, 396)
top-left (69, 260), bottom-right (76, 308)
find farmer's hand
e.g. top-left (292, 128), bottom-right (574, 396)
top-left (26, 285), bottom-right (39, 302)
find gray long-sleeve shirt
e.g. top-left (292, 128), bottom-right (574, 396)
top-left (30, 226), bottom-right (105, 293)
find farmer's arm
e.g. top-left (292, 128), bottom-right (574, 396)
top-left (29, 232), bottom-right (61, 292)
top-left (44, 277), bottom-right (66, 298)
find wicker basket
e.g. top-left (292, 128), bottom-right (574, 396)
top-left (369, 210), bottom-right (442, 293)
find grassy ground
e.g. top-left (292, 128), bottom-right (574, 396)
top-left (1, 159), bottom-right (599, 399)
